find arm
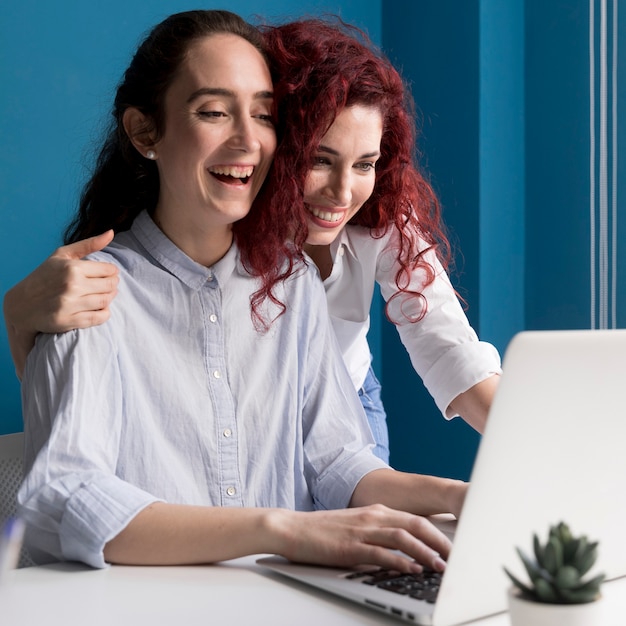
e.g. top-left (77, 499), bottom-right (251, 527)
top-left (104, 501), bottom-right (452, 574)
top-left (19, 262), bottom-right (452, 575)
top-left (3, 231), bottom-right (119, 378)
top-left (350, 468), bottom-right (468, 520)
top-left (375, 229), bottom-right (502, 430)
top-left (104, 269), bottom-right (455, 573)
top-left (447, 373), bottom-right (500, 434)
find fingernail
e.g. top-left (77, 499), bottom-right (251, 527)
top-left (433, 556), bottom-right (446, 572)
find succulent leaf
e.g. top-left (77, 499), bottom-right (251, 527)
top-left (576, 542), bottom-right (598, 576)
top-left (573, 536), bottom-right (588, 564)
top-left (554, 565), bottom-right (581, 589)
top-left (543, 537), bottom-right (563, 575)
top-left (516, 547), bottom-right (547, 584)
top-left (535, 578), bottom-right (559, 603)
top-left (562, 536), bottom-right (580, 563)
top-left (505, 522), bottom-right (605, 605)
top-left (555, 521), bottom-right (572, 544)
top-left (558, 586), bottom-right (601, 604)
top-left (533, 533), bottom-right (544, 568)
top-left (504, 567), bottom-right (535, 597)
top-left (576, 572), bottom-right (606, 592)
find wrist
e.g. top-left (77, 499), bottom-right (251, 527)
top-left (4, 284), bottom-right (38, 380)
top-left (260, 508), bottom-right (302, 557)
top-left (443, 478), bottom-right (468, 519)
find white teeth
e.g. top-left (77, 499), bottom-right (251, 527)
top-left (209, 165), bottom-right (254, 178)
top-left (308, 206), bottom-right (343, 223)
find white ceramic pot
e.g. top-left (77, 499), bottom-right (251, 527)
top-left (507, 588), bottom-right (604, 626)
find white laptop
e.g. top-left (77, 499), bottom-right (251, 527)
top-left (258, 329), bottom-right (626, 625)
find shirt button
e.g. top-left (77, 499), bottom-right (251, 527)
top-left (223, 428), bottom-right (232, 438)
top-left (209, 314), bottom-right (217, 323)
top-left (338, 246), bottom-right (345, 256)
top-left (226, 486), bottom-right (236, 496)
top-left (213, 370), bottom-right (221, 379)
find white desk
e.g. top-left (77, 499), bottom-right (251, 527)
top-left (2, 556), bottom-right (625, 625)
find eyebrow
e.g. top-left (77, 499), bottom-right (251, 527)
top-left (318, 145), bottom-right (381, 159)
top-left (186, 87), bottom-right (273, 104)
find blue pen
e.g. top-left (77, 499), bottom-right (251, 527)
top-left (0, 517), bottom-right (25, 581)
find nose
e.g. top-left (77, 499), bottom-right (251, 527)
top-left (324, 169), bottom-right (352, 206)
top-left (227, 116), bottom-right (262, 152)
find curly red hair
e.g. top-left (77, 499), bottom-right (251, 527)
top-left (251, 17), bottom-right (452, 322)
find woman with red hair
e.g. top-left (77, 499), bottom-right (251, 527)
top-left (4, 16), bottom-right (500, 464)
top-left (257, 19), bottom-right (501, 461)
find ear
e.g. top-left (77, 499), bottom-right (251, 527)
top-left (122, 107), bottom-right (157, 156)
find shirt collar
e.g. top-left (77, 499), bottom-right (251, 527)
top-left (131, 210), bottom-right (240, 290)
top-left (329, 226), bottom-right (358, 261)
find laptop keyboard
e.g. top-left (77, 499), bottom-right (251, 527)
top-left (345, 568), bottom-right (443, 603)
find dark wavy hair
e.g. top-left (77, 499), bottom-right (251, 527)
top-left (259, 18), bottom-right (452, 322)
top-left (63, 10), bottom-right (298, 329)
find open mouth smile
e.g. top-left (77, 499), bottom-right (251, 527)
top-left (209, 165), bottom-right (254, 185)
top-left (307, 205), bottom-right (344, 223)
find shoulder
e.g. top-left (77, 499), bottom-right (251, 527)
top-left (85, 230), bottom-right (146, 272)
top-left (341, 224), bottom-right (396, 259)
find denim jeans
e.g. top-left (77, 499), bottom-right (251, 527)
top-left (358, 366), bottom-right (390, 464)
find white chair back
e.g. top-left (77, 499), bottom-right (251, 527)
top-left (0, 432), bottom-right (33, 567)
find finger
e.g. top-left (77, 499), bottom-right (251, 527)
top-left (73, 276), bottom-right (119, 297)
top-left (56, 230), bottom-right (115, 261)
top-left (354, 506), bottom-right (452, 561)
top-left (80, 260), bottom-right (119, 279)
top-left (347, 542), bottom-right (426, 574)
top-left (360, 527), bottom-right (449, 573)
top-left (406, 517), bottom-right (452, 561)
top-left (69, 309), bottom-right (112, 330)
top-left (77, 291), bottom-right (117, 311)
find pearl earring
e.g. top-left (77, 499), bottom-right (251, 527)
top-left (146, 150), bottom-right (156, 160)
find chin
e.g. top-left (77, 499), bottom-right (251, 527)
top-left (306, 234), bottom-right (334, 246)
top-left (306, 225), bottom-right (343, 246)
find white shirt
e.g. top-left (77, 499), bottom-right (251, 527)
top-left (322, 225), bottom-right (502, 418)
top-left (18, 211), bottom-right (387, 568)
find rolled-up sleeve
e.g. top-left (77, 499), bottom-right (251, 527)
top-left (19, 327), bottom-right (159, 568)
top-left (377, 231), bottom-right (502, 418)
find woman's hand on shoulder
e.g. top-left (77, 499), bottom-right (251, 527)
top-left (11, 230), bottom-right (119, 334)
top-left (4, 230), bottom-right (119, 378)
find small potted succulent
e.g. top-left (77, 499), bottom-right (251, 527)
top-left (504, 521), bottom-right (605, 626)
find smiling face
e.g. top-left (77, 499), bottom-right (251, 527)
top-left (303, 105), bottom-right (383, 248)
top-left (148, 33), bottom-right (276, 263)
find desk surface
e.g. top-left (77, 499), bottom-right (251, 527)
top-left (3, 556), bottom-right (625, 626)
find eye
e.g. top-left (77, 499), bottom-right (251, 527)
top-left (312, 156), bottom-right (331, 167)
top-left (197, 110), bottom-right (227, 119)
top-left (355, 161), bottom-right (376, 171)
top-left (254, 113), bottom-right (275, 125)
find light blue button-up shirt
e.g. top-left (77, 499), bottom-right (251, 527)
top-left (19, 211), bottom-right (386, 568)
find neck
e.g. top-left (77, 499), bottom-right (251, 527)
top-left (304, 243), bottom-right (333, 280)
top-left (153, 209), bottom-right (234, 268)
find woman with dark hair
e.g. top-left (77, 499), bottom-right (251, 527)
top-left (15, 9), bottom-right (464, 571)
top-left (4, 16), bottom-right (500, 464)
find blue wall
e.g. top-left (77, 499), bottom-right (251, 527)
top-left (379, 0), bottom-right (623, 480)
top-left (381, 2), bottom-right (484, 479)
top-left (525, 0), bottom-right (626, 331)
top-left (0, 0), bottom-right (381, 436)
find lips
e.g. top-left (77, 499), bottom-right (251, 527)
top-left (209, 165), bottom-right (254, 184)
